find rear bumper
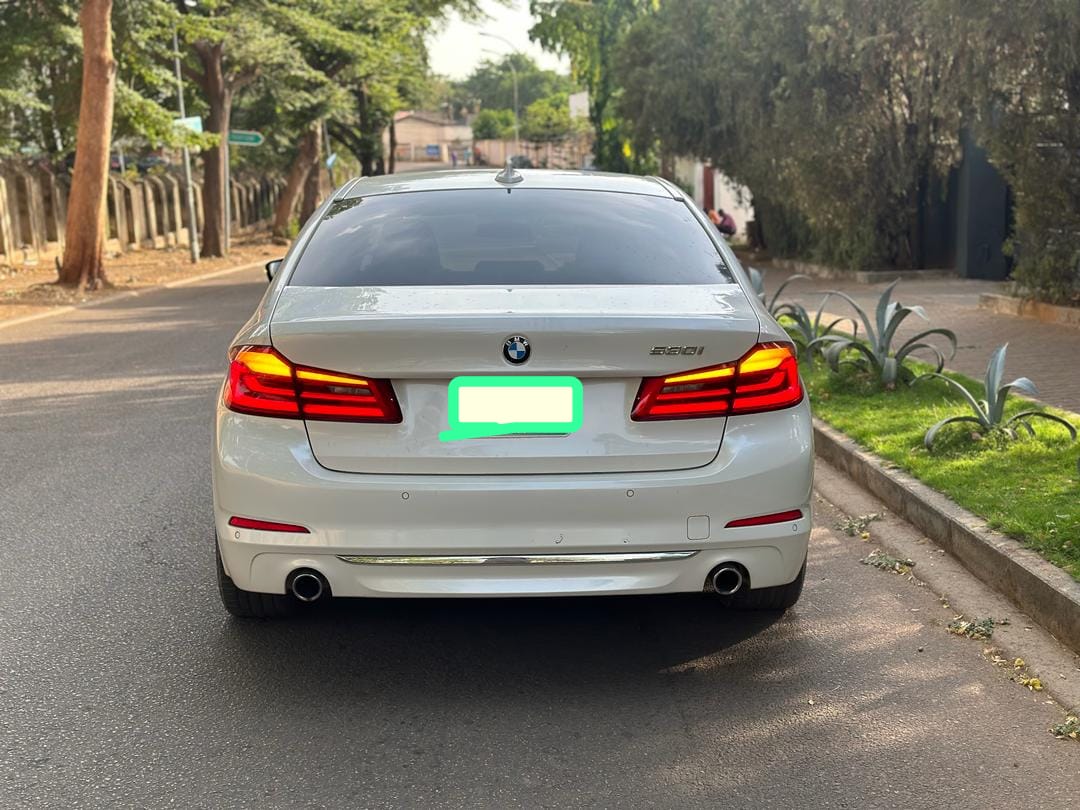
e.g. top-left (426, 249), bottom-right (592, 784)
top-left (213, 401), bottom-right (814, 598)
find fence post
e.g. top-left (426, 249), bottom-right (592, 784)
top-left (0, 176), bottom-right (14, 264)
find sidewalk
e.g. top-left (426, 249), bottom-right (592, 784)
top-left (0, 232), bottom-right (278, 325)
top-left (755, 261), bottom-right (1080, 413)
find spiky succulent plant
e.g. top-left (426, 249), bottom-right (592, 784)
top-left (809, 280), bottom-right (957, 386)
top-left (913, 343), bottom-right (1078, 448)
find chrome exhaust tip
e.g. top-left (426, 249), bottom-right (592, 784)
top-left (289, 570), bottom-right (327, 603)
top-left (710, 565), bottom-right (745, 596)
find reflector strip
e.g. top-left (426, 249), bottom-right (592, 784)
top-left (228, 516), bottom-right (310, 533)
top-left (725, 509), bottom-right (803, 528)
top-left (296, 369), bottom-right (370, 386)
top-left (664, 366), bottom-right (735, 385)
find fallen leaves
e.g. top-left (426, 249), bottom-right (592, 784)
top-left (861, 550), bottom-right (916, 574)
top-left (1051, 715), bottom-right (1079, 741)
top-left (838, 513), bottom-right (883, 537)
top-left (947, 616), bottom-right (1003, 640)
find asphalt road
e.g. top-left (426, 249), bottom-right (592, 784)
top-left (1, 269), bottom-right (1077, 808)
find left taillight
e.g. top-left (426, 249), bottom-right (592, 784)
top-left (631, 342), bottom-right (803, 421)
top-left (224, 346), bottom-right (402, 423)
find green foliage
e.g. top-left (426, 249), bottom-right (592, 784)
top-left (616, 0), bottom-right (1080, 281)
top-left (947, 2), bottom-right (1080, 305)
top-left (530, 0), bottom-right (652, 171)
top-left (0, 0), bottom-right (186, 157)
top-left (520, 93), bottom-right (573, 143)
top-left (810, 281), bottom-right (957, 386)
top-left (471, 109), bottom-right (516, 141)
top-left (455, 54), bottom-right (573, 116)
top-left (804, 360), bottom-right (1080, 580)
top-left (913, 344), bottom-right (1078, 448)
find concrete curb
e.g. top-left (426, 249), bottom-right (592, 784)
top-left (813, 418), bottom-right (1080, 653)
top-left (978, 292), bottom-right (1080, 330)
top-left (0, 260), bottom-right (264, 334)
top-left (771, 257), bottom-right (956, 284)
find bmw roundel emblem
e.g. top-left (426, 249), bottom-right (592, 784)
top-left (503, 335), bottom-right (530, 365)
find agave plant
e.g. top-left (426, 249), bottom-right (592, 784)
top-left (809, 280), bottom-right (957, 386)
top-left (913, 343), bottom-right (1078, 448)
top-left (746, 266), bottom-right (812, 317)
top-left (773, 298), bottom-right (859, 357)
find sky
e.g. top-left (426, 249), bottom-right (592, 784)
top-left (427, 0), bottom-right (571, 80)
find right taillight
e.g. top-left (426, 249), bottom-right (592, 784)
top-left (631, 342), bottom-right (802, 420)
top-left (224, 346), bottom-right (401, 423)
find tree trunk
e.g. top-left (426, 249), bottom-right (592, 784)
top-left (356, 88), bottom-right (375, 176)
top-left (299, 125), bottom-right (324, 225)
top-left (272, 125), bottom-right (320, 240)
top-left (58, 0), bottom-right (116, 289)
top-left (198, 43), bottom-right (230, 257)
top-left (388, 119), bottom-right (396, 174)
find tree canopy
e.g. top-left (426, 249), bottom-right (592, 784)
top-left (616, 0), bottom-right (1079, 298)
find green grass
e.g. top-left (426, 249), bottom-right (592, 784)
top-left (802, 359), bottom-right (1080, 580)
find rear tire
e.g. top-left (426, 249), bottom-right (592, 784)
top-left (725, 559), bottom-right (806, 611)
top-left (216, 541), bottom-right (294, 618)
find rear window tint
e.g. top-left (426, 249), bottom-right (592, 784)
top-left (289, 189), bottom-right (731, 286)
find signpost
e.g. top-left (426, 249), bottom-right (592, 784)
top-left (227, 130), bottom-right (264, 147)
top-left (176, 116), bottom-right (203, 133)
top-left (222, 130), bottom-right (263, 251)
top-left (172, 27), bottom-right (199, 263)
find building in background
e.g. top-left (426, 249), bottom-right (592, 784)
top-left (387, 112), bottom-right (473, 165)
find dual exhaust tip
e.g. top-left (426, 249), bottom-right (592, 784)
top-left (288, 569), bottom-right (329, 603)
top-left (709, 564), bottom-right (746, 596)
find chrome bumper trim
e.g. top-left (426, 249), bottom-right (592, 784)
top-left (336, 550), bottom-right (699, 566)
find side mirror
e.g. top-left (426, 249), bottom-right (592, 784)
top-left (265, 259), bottom-right (283, 282)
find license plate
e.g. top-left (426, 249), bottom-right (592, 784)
top-left (439, 376), bottom-right (583, 441)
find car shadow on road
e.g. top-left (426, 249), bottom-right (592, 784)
top-left (209, 594), bottom-right (790, 697)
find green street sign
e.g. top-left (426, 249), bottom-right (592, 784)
top-left (228, 130), bottom-right (264, 147)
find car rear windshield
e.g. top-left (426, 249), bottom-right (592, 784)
top-left (289, 188), bottom-right (731, 286)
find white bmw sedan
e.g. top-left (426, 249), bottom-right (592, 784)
top-left (213, 167), bottom-right (813, 617)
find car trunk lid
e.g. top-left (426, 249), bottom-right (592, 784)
top-left (270, 284), bottom-right (761, 474)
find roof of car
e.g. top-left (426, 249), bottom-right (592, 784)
top-left (334, 168), bottom-right (681, 200)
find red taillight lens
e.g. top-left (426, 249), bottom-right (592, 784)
top-left (725, 509), bottom-right (804, 528)
top-left (631, 342), bottom-right (802, 421)
top-left (224, 346), bottom-right (401, 423)
top-left (229, 516), bottom-right (310, 533)
top-left (225, 347), bottom-right (300, 417)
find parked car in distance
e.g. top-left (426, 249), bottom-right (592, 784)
top-left (214, 168), bottom-right (814, 618)
top-left (136, 154), bottom-right (170, 174)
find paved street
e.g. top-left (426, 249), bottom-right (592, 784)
top-left (1, 269), bottom-right (1078, 808)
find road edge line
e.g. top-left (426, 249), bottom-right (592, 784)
top-left (814, 418), bottom-right (1080, 654)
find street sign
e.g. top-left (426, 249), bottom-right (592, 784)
top-left (425, 144), bottom-right (440, 157)
top-left (326, 152), bottom-right (338, 168)
top-left (176, 115), bottom-right (203, 133)
top-left (228, 130), bottom-right (264, 147)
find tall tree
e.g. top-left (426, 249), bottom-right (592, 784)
top-left (58, 0), bottom-right (117, 289)
top-left (179, 3), bottom-right (308, 256)
top-left (531, 0), bottom-right (649, 171)
top-left (271, 122), bottom-right (321, 239)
